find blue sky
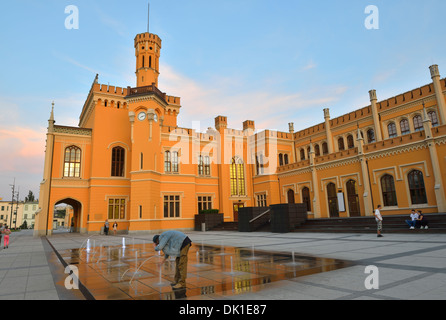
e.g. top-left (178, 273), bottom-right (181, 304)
top-left (1, 0), bottom-right (445, 199)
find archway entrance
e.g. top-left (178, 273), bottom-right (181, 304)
top-left (54, 198), bottom-right (82, 233)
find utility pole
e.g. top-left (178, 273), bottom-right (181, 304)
top-left (9, 179), bottom-right (15, 229)
top-left (14, 188), bottom-right (20, 229)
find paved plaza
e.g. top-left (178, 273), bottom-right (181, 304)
top-left (0, 229), bottom-right (446, 300)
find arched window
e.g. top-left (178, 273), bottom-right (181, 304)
top-left (314, 145), bottom-right (320, 157)
top-left (204, 156), bottom-right (211, 176)
top-left (408, 170), bottom-right (427, 205)
top-left (149, 56), bottom-right (152, 68)
top-left (400, 119), bottom-right (410, 135)
top-left (322, 142), bottom-right (329, 155)
top-left (142, 56), bottom-right (145, 68)
top-left (367, 129), bottom-right (376, 144)
top-left (300, 149), bottom-right (305, 161)
top-left (111, 146), bottom-right (125, 177)
top-left (381, 175), bottom-right (398, 207)
top-left (338, 137), bottom-right (345, 151)
top-left (64, 146), bottom-right (81, 178)
top-left (307, 147), bottom-right (311, 158)
top-left (388, 123), bottom-right (397, 138)
top-left (164, 151), bottom-right (171, 172)
top-left (172, 151), bottom-right (179, 173)
top-left (230, 157), bottom-right (246, 196)
top-left (347, 135), bottom-right (354, 149)
top-left (198, 155), bottom-right (204, 176)
top-left (428, 111), bottom-right (439, 127)
top-left (413, 115), bottom-right (424, 132)
top-left (302, 187), bottom-right (311, 212)
top-left (284, 154), bottom-right (289, 165)
top-left (279, 154), bottom-right (284, 166)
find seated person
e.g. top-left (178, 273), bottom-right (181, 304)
top-left (415, 210), bottom-right (429, 229)
top-left (405, 210), bottom-right (419, 230)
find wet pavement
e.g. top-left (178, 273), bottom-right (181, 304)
top-left (54, 240), bottom-right (352, 300)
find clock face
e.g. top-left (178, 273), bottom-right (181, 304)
top-left (138, 112), bottom-right (146, 121)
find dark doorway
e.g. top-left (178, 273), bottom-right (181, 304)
top-left (302, 187), bottom-right (311, 212)
top-left (346, 180), bottom-right (361, 217)
top-left (233, 203), bottom-right (244, 222)
top-left (287, 189), bottom-right (295, 204)
top-left (327, 183), bottom-right (339, 218)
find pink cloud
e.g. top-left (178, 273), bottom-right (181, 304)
top-left (0, 126), bottom-right (46, 173)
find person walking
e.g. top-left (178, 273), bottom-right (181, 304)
top-left (375, 205), bottom-right (383, 238)
top-left (2, 225), bottom-right (11, 249)
top-left (153, 230), bottom-right (192, 289)
top-left (113, 222), bottom-right (118, 236)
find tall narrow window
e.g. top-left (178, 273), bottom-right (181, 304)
top-left (408, 170), bottom-right (427, 205)
top-left (140, 152), bottom-right (144, 170)
top-left (400, 119), bottom-right (410, 135)
top-left (314, 145), bottom-right (320, 157)
top-left (198, 155), bottom-right (204, 176)
top-left (149, 56), bottom-right (152, 68)
top-left (172, 151), bottom-right (179, 173)
top-left (388, 123), bottom-right (397, 138)
top-left (367, 129), bottom-right (376, 144)
top-left (428, 111), bottom-right (439, 127)
top-left (413, 115), bottom-right (424, 132)
top-left (381, 174), bottom-right (398, 207)
top-left (256, 155), bottom-right (264, 175)
top-left (322, 142), bottom-right (329, 155)
top-left (300, 149), bottom-right (306, 161)
top-left (284, 154), bottom-right (289, 165)
top-left (164, 151), bottom-right (171, 172)
top-left (338, 138), bottom-right (345, 151)
top-left (204, 156), bottom-right (211, 176)
top-left (279, 154), bottom-right (284, 166)
top-left (111, 147), bottom-right (125, 177)
top-left (64, 146), bottom-right (81, 178)
top-left (230, 157), bottom-right (246, 196)
top-left (347, 135), bottom-right (354, 149)
top-left (142, 56), bottom-right (145, 68)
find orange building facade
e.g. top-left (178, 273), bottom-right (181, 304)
top-left (34, 28), bottom-right (446, 236)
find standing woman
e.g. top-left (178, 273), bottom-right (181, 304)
top-left (3, 225), bottom-right (11, 249)
top-left (0, 223), bottom-right (3, 247)
top-left (113, 221), bottom-right (118, 236)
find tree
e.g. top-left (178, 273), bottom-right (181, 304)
top-left (25, 190), bottom-right (35, 202)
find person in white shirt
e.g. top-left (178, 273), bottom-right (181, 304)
top-left (405, 210), bottom-right (419, 230)
top-left (375, 205), bottom-right (383, 238)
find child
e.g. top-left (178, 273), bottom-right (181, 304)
top-left (3, 225), bottom-right (11, 249)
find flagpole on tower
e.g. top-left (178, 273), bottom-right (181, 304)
top-left (147, 2), bottom-right (150, 33)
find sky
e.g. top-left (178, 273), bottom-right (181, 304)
top-left (0, 0), bottom-right (445, 200)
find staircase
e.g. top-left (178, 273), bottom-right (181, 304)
top-left (293, 213), bottom-right (446, 234)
